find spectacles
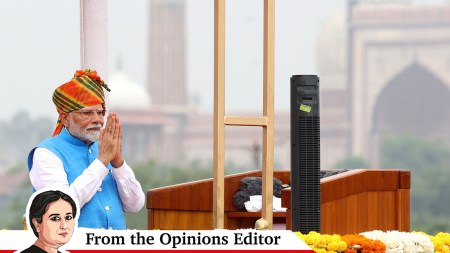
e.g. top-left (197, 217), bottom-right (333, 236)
top-left (72, 109), bottom-right (106, 119)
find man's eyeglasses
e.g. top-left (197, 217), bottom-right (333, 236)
top-left (72, 109), bottom-right (106, 119)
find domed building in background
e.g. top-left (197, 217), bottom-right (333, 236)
top-left (114, 0), bottom-right (450, 170)
top-left (346, 1), bottom-right (450, 166)
top-left (313, 1), bottom-right (450, 168)
top-left (108, 69), bottom-right (168, 164)
top-left (112, 0), bottom-right (293, 169)
top-left (109, 70), bottom-right (152, 111)
top-left (308, 1), bottom-right (450, 168)
top-left (111, 64), bottom-right (289, 168)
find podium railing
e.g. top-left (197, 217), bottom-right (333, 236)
top-left (146, 169), bottom-right (410, 233)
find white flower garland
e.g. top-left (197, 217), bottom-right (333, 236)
top-left (360, 230), bottom-right (434, 253)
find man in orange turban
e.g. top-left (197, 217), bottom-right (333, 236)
top-left (51, 69), bottom-right (110, 136)
top-left (27, 69), bottom-right (145, 229)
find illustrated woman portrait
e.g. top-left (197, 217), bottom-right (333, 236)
top-left (22, 190), bottom-right (78, 253)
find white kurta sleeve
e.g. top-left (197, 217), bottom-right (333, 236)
top-left (29, 147), bottom-right (109, 208)
top-left (111, 161), bottom-right (145, 213)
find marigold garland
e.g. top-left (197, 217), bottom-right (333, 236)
top-left (341, 234), bottom-right (386, 253)
top-left (294, 231), bottom-right (450, 253)
top-left (424, 232), bottom-right (450, 253)
top-left (294, 231), bottom-right (347, 253)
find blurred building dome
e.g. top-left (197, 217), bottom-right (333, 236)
top-left (315, 12), bottom-right (347, 90)
top-left (108, 70), bottom-right (152, 110)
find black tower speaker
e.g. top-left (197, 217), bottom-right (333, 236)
top-left (290, 75), bottom-right (321, 233)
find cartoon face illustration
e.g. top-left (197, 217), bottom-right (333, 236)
top-left (25, 190), bottom-right (78, 252)
top-left (32, 198), bottom-right (75, 247)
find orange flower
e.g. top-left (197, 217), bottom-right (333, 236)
top-left (341, 234), bottom-right (386, 253)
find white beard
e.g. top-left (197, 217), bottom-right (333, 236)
top-left (67, 116), bottom-right (102, 143)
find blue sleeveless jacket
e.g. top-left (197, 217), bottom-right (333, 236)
top-left (28, 128), bottom-right (126, 229)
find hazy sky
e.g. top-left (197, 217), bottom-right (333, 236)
top-left (0, 0), bottom-right (349, 122)
top-left (0, 0), bottom-right (444, 122)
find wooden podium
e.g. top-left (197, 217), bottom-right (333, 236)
top-left (146, 169), bottom-right (410, 234)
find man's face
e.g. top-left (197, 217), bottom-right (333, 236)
top-left (33, 199), bottom-right (75, 248)
top-left (62, 104), bottom-right (105, 143)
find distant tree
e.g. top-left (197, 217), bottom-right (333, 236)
top-left (5, 180), bottom-right (32, 229)
top-left (0, 164), bottom-right (32, 230)
top-left (125, 159), bottom-right (214, 229)
top-left (125, 159), bottom-right (253, 229)
top-left (334, 156), bottom-right (370, 170)
top-left (2, 143), bottom-right (262, 230)
top-left (0, 111), bottom-right (52, 168)
top-left (381, 134), bottom-right (450, 233)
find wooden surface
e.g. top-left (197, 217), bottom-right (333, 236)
top-left (147, 169), bottom-right (410, 233)
top-left (147, 170), bottom-right (290, 230)
top-left (213, 0), bottom-right (276, 229)
top-left (261, 0), bottom-right (276, 229)
top-left (224, 116), bottom-right (268, 126)
top-left (282, 169), bottom-right (410, 234)
top-left (213, 0), bottom-right (226, 229)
